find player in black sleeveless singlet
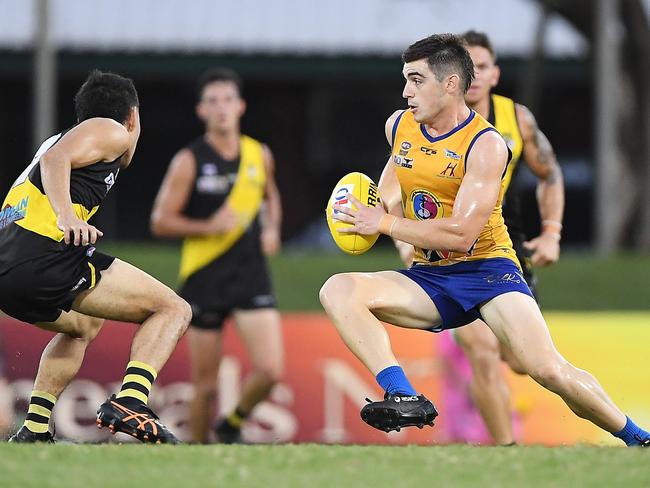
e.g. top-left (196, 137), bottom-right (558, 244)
top-left (4, 71), bottom-right (190, 444)
top-left (0, 129), bottom-right (119, 323)
top-left (177, 137), bottom-right (275, 320)
top-left (151, 69), bottom-right (283, 444)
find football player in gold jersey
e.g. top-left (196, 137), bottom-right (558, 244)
top-left (433, 30), bottom-right (565, 445)
top-left (321, 34), bottom-right (649, 446)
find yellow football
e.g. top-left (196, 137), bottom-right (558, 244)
top-left (326, 172), bottom-right (381, 255)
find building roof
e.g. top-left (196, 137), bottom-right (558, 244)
top-left (0, 0), bottom-right (588, 57)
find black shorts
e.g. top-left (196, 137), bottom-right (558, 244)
top-left (511, 236), bottom-right (538, 300)
top-left (0, 245), bottom-right (115, 324)
top-left (179, 252), bottom-right (276, 330)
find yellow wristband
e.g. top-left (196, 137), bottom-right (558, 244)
top-left (378, 214), bottom-right (398, 236)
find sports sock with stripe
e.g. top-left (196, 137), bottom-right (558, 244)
top-left (225, 406), bottom-right (248, 429)
top-left (24, 390), bottom-right (56, 434)
top-left (116, 361), bottom-right (158, 405)
top-left (375, 365), bottom-right (417, 396)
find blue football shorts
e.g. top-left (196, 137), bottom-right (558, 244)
top-left (397, 257), bottom-right (534, 332)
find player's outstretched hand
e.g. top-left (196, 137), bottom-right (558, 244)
top-left (332, 193), bottom-right (386, 235)
top-left (57, 214), bottom-right (103, 246)
top-left (523, 233), bottom-right (560, 267)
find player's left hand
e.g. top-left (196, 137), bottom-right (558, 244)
top-left (261, 227), bottom-right (281, 256)
top-left (332, 193), bottom-right (386, 235)
top-left (523, 233), bottom-right (560, 267)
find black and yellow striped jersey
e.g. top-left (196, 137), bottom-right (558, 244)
top-left (0, 130), bottom-right (122, 273)
top-left (486, 94), bottom-right (526, 237)
top-left (179, 135), bottom-right (266, 280)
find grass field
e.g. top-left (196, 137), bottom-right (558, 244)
top-left (4, 244), bottom-right (639, 488)
top-left (1, 444), bottom-right (649, 488)
top-left (102, 241), bottom-right (650, 311)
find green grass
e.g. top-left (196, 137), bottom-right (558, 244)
top-left (1, 444), bottom-right (648, 488)
top-left (534, 253), bottom-right (649, 310)
top-left (101, 241), bottom-right (650, 311)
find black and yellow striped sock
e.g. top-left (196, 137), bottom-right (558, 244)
top-left (116, 361), bottom-right (158, 405)
top-left (24, 390), bottom-right (56, 434)
top-left (226, 407), bottom-right (248, 429)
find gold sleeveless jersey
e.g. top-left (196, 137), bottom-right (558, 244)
top-left (391, 108), bottom-right (517, 266)
top-left (490, 94), bottom-right (523, 193)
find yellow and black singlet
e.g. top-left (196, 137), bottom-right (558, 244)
top-left (489, 94), bottom-right (523, 192)
top-left (487, 94), bottom-right (526, 237)
top-left (178, 135), bottom-right (266, 282)
top-left (0, 130), bottom-right (122, 273)
top-left (391, 108), bottom-right (517, 267)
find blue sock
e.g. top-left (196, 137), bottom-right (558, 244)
top-left (375, 366), bottom-right (417, 396)
top-left (612, 416), bottom-right (650, 446)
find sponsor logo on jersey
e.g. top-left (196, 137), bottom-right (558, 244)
top-left (399, 141), bottom-right (412, 156)
top-left (0, 197), bottom-right (29, 229)
top-left (197, 163), bottom-right (231, 193)
top-left (393, 155), bottom-right (413, 169)
top-left (420, 146), bottom-right (436, 156)
top-left (104, 172), bottom-right (117, 193)
top-left (201, 163), bottom-right (218, 176)
top-left (439, 162), bottom-right (459, 178)
top-left (421, 248), bottom-right (461, 262)
top-left (436, 249), bottom-right (453, 260)
top-left (70, 277), bottom-right (87, 292)
top-left (410, 189), bottom-right (443, 220)
top-left (444, 148), bottom-right (462, 161)
top-left (196, 173), bottom-right (235, 194)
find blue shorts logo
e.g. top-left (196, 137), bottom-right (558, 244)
top-left (485, 272), bottom-right (523, 284)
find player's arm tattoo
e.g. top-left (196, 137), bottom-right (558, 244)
top-left (517, 104), bottom-right (561, 184)
top-left (534, 129), bottom-right (561, 184)
top-left (516, 103), bottom-right (564, 232)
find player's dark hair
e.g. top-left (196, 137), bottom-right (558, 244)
top-left (74, 70), bottom-right (139, 123)
top-left (197, 68), bottom-right (243, 99)
top-left (461, 30), bottom-right (496, 61)
top-left (402, 34), bottom-right (475, 93)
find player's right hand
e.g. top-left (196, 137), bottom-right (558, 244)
top-left (207, 204), bottom-right (239, 234)
top-left (333, 193), bottom-right (386, 235)
top-left (57, 214), bottom-right (103, 246)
